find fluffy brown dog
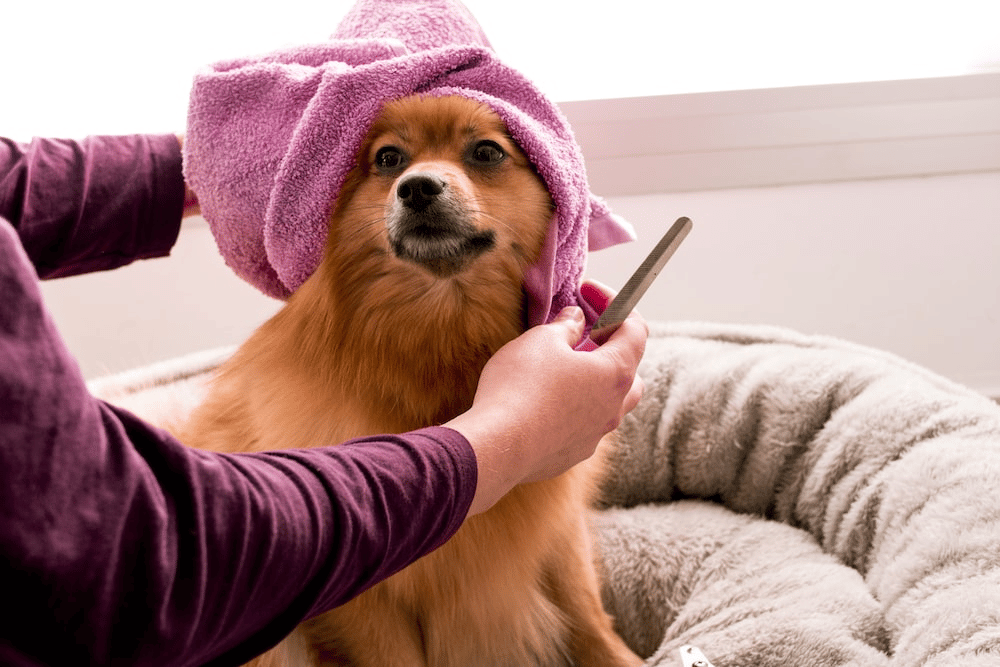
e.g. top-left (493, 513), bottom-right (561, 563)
top-left (178, 94), bottom-right (641, 667)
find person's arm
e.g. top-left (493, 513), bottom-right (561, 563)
top-left (0, 218), bottom-right (644, 665)
top-left (0, 133), bottom-right (475, 664)
top-left (0, 215), bottom-right (478, 666)
top-left (0, 134), bottom-right (187, 278)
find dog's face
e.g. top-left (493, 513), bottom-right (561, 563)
top-left (328, 95), bottom-right (553, 289)
top-left (303, 94), bottom-right (555, 420)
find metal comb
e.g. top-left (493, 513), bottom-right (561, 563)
top-left (589, 216), bottom-right (692, 344)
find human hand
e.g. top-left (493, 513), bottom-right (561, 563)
top-left (175, 134), bottom-right (201, 218)
top-left (446, 293), bottom-right (647, 516)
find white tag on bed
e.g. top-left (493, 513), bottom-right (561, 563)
top-left (680, 644), bottom-right (716, 667)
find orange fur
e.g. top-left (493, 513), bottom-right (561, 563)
top-left (179, 95), bottom-right (641, 667)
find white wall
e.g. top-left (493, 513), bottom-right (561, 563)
top-left (40, 170), bottom-right (1000, 397)
top-left (39, 223), bottom-right (281, 379)
top-left (591, 171), bottom-right (1000, 396)
top-left (6, 1), bottom-right (998, 141)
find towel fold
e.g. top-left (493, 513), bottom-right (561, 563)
top-left (184, 0), bottom-right (634, 325)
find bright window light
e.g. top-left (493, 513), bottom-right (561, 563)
top-left (4, 0), bottom-right (997, 140)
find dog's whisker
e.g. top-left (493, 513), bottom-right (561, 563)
top-left (338, 224), bottom-right (387, 248)
top-left (330, 215), bottom-right (388, 249)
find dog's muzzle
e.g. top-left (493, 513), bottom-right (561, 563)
top-left (387, 171), bottom-right (496, 277)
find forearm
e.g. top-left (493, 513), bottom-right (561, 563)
top-left (2, 412), bottom-right (474, 666)
top-left (0, 221), bottom-right (476, 665)
top-left (0, 134), bottom-right (185, 278)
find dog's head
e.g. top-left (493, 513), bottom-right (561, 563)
top-left (325, 95), bottom-right (553, 304)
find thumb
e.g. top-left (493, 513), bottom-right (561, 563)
top-left (551, 306), bottom-right (586, 345)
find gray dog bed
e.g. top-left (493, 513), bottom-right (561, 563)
top-left (90, 322), bottom-right (1000, 666)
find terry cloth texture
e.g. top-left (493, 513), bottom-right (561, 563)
top-left (91, 322), bottom-right (1000, 666)
top-left (183, 0), bottom-right (634, 326)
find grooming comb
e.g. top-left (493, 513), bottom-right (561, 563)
top-left (588, 216), bottom-right (692, 345)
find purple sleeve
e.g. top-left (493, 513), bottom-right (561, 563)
top-left (0, 167), bottom-right (478, 663)
top-left (0, 134), bottom-right (185, 278)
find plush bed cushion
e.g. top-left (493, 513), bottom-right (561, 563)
top-left (90, 323), bottom-right (1000, 666)
top-left (597, 322), bottom-right (1000, 666)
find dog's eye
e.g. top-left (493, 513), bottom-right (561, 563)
top-left (375, 146), bottom-right (407, 172)
top-left (470, 141), bottom-right (505, 166)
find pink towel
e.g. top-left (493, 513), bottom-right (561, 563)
top-left (184, 0), bottom-right (634, 326)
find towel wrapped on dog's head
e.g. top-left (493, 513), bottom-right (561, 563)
top-left (184, 0), bottom-right (634, 326)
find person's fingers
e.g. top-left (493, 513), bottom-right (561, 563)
top-left (550, 306), bottom-right (586, 346)
top-left (622, 374), bottom-right (645, 416)
top-left (598, 311), bottom-right (649, 373)
top-left (580, 280), bottom-right (613, 313)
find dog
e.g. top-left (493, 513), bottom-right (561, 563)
top-left (178, 94), bottom-right (642, 667)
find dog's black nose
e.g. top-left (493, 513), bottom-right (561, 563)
top-left (397, 173), bottom-right (446, 212)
